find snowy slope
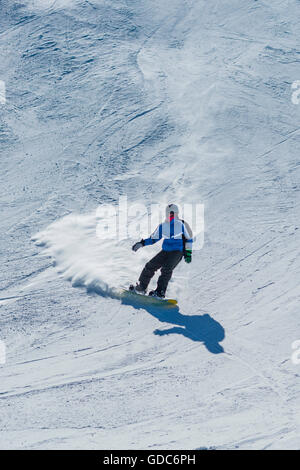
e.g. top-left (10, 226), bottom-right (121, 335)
top-left (0, 0), bottom-right (300, 449)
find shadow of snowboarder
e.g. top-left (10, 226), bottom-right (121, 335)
top-left (121, 295), bottom-right (225, 354)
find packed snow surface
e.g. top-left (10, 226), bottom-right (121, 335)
top-left (0, 0), bottom-right (300, 449)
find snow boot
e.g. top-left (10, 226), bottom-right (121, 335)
top-left (129, 283), bottom-right (146, 295)
top-left (149, 289), bottom-right (165, 299)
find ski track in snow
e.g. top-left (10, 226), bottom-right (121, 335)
top-left (0, 0), bottom-right (300, 449)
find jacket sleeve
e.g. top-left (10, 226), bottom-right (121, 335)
top-left (183, 221), bottom-right (193, 250)
top-left (144, 224), bottom-right (163, 246)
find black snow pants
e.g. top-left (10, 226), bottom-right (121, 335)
top-left (139, 250), bottom-right (183, 294)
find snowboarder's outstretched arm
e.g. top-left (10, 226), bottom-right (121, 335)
top-left (131, 224), bottom-right (162, 251)
top-left (144, 224), bottom-right (162, 246)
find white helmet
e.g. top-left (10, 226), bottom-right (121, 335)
top-left (166, 204), bottom-right (179, 217)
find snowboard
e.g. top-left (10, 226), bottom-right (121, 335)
top-left (119, 288), bottom-right (177, 307)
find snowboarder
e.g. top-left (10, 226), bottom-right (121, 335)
top-left (130, 204), bottom-right (193, 298)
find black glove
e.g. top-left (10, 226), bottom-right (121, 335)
top-left (132, 240), bottom-right (145, 252)
top-left (184, 249), bottom-right (192, 263)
